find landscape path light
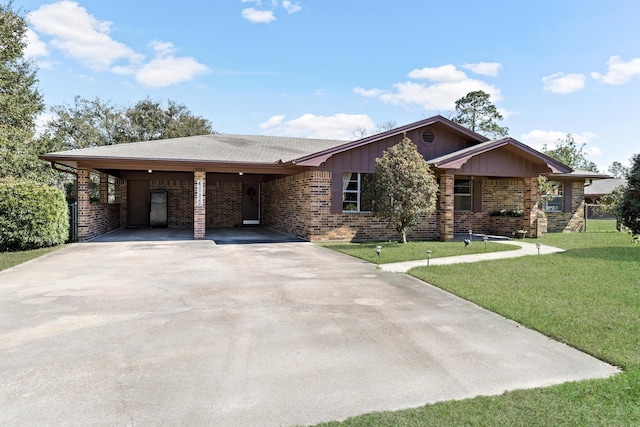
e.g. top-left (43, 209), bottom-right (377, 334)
top-left (375, 245), bottom-right (382, 261)
top-left (426, 249), bottom-right (432, 267)
top-left (536, 242), bottom-right (541, 255)
top-left (483, 236), bottom-right (488, 249)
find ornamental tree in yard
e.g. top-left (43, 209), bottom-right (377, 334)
top-left (617, 153), bottom-right (640, 242)
top-left (371, 134), bottom-right (438, 243)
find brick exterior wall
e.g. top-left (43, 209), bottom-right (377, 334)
top-left (81, 204), bottom-right (120, 240)
top-left (439, 173), bottom-right (454, 241)
top-left (149, 180), bottom-right (193, 228)
top-left (547, 181), bottom-right (585, 232)
top-left (207, 181), bottom-right (242, 227)
top-left (454, 212), bottom-right (488, 234)
top-left (484, 179), bottom-right (524, 212)
top-left (453, 179), bottom-right (527, 237)
top-left (117, 179), bottom-right (127, 228)
top-left (261, 173), bottom-right (582, 241)
top-left (263, 171), bottom-right (439, 242)
top-left (77, 167), bottom-right (121, 240)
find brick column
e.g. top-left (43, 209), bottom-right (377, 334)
top-left (115, 179), bottom-right (126, 228)
top-left (522, 177), bottom-right (539, 238)
top-left (194, 169), bottom-right (206, 239)
top-left (77, 167), bottom-right (91, 241)
top-left (99, 173), bottom-right (108, 204)
top-left (439, 171), bottom-right (455, 241)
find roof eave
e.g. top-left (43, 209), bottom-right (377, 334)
top-left (40, 154), bottom-right (307, 174)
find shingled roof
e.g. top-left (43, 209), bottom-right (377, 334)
top-left (43, 134), bottom-right (349, 165)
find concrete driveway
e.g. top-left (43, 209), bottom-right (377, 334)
top-left (0, 230), bottom-right (617, 426)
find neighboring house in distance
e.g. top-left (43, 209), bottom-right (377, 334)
top-left (584, 178), bottom-right (626, 204)
top-left (40, 115), bottom-right (606, 242)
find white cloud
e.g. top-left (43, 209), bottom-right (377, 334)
top-left (282, 1), bottom-right (302, 14)
top-left (135, 41), bottom-right (209, 87)
top-left (259, 113), bottom-right (375, 139)
top-left (353, 87), bottom-right (385, 97)
top-left (542, 72), bottom-right (586, 94)
top-left (242, 8), bottom-right (276, 23)
top-left (259, 115), bottom-right (286, 129)
top-left (591, 55), bottom-right (640, 85)
top-left (355, 64), bottom-right (502, 111)
top-left (408, 64), bottom-right (467, 82)
top-left (23, 28), bottom-right (48, 57)
top-left (28, 1), bottom-right (209, 87)
top-left (462, 62), bottom-right (502, 77)
top-left (520, 130), bottom-right (599, 152)
top-left (28, 1), bottom-right (143, 71)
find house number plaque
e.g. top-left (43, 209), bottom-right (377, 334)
top-left (196, 179), bottom-right (203, 206)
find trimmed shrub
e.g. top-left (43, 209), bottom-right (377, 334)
top-left (0, 178), bottom-right (69, 252)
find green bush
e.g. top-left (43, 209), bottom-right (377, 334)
top-left (0, 178), bottom-right (69, 252)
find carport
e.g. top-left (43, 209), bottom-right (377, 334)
top-left (40, 134), bottom-right (346, 241)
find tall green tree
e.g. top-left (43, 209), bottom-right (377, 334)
top-left (453, 90), bottom-right (508, 138)
top-left (0, 2), bottom-right (50, 182)
top-left (608, 161), bottom-right (629, 179)
top-left (371, 134), bottom-right (438, 243)
top-left (617, 153), bottom-right (640, 242)
top-left (542, 134), bottom-right (599, 172)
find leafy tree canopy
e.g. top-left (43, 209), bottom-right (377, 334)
top-left (39, 96), bottom-right (215, 151)
top-left (371, 134), bottom-right (438, 243)
top-left (542, 134), bottom-right (599, 172)
top-left (0, 2), bottom-right (50, 182)
top-left (617, 153), bottom-right (640, 242)
top-left (452, 90), bottom-right (508, 138)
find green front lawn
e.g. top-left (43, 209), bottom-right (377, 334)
top-left (0, 246), bottom-right (62, 272)
top-left (319, 240), bottom-right (518, 264)
top-left (585, 218), bottom-right (618, 233)
top-left (316, 232), bottom-right (640, 426)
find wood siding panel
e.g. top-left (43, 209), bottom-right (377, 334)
top-left (458, 148), bottom-right (549, 177)
top-left (320, 125), bottom-right (477, 173)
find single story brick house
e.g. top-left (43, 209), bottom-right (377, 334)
top-left (41, 115), bottom-right (604, 242)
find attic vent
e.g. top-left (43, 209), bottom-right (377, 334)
top-left (421, 128), bottom-right (435, 144)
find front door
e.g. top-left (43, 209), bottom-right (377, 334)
top-left (127, 180), bottom-right (150, 227)
top-left (242, 183), bottom-right (260, 225)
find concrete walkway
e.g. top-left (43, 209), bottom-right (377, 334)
top-left (380, 240), bottom-right (566, 273)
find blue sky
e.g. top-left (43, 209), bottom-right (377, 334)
top-left (18, 0), bottom-right (640, 171)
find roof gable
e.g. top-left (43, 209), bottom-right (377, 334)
top-left (294, 115), bottom-right (488, 167)
top-left (428, 138), bottom-right (573, 175)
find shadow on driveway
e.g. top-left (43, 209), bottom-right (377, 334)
top-left (91, 226), bottom-right (306, 245)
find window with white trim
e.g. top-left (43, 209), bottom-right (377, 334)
top-left (342, 172), bottom-right (373, 212)
top-left (545, 181), bottom-right (563, 212)
top-left (454, 178), bottom-right (472, 211)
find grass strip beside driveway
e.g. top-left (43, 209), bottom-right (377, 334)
top-left (315, 232), bottom-right (640, 426)
top-left (319, 240), bottom-right (518, 264)
top-left (0, 246), bottom-right (62, 272)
